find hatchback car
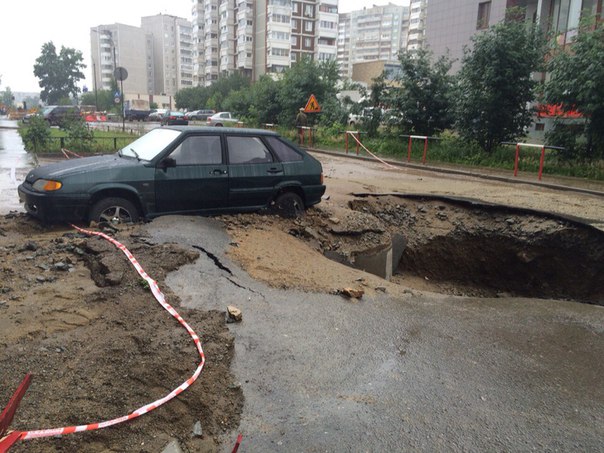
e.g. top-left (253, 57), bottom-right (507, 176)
top-left (160, 111), bottom-right (188, 126)
top-left (42, 105), bottom-right (81, 126)
top-left (18, 127), bottom-right (326, 224)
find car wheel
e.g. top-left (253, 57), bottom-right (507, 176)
top-left (273, 192), bottom-right (305, 218)
top-left (89, 197), bottom-right (140, 225)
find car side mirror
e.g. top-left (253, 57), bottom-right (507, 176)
top-left (159, 157), bottom-right (176, 170)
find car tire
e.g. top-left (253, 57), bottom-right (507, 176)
top-left (89, 197), bottom-right (140, 225)
top-left (215, 123), bottom-right (223, 127)
top-left (272, 192), bottom-right (305, 218)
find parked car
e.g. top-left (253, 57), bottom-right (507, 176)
top-left (185, 109), bottom-right (215, 121)
top-left (207, 112), bottom-right (239, 127)
top-left (42, 105), bottom-right (81, 126)
top-left (22, 112), bottom-right (40, 123)
top-left (147, 109), bottom-right (167, 121)
top-left (18, 127), bottom-right (326, 224)
top-left (161, 111), bottom-right (188, 126)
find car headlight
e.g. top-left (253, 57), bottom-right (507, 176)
top-left (32, 179), bottom-right (63, 191)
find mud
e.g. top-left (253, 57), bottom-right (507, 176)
top-left (269, 195), bottom-right (604, 304)
top-left (0, 214), bottom-right (243, 452)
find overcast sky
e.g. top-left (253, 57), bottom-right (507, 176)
top-left (1, 0), bottom-right (409, 94)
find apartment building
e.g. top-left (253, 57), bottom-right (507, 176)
top-left (193, 0), bottom-right (337, 84)
top-left (407, 0), bottom-right (427, 51)
top-left (425, 0), bottom-right (603, 72)
top-left (90, 24), bottom-right (153, 94)
top-left (141, 14), bottom-right (194, 95)
top-left (337, 3), bottom-right (409, 81)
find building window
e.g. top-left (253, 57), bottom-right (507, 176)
top-left (535, 123), bottom-right (545, 131)
top-left (304, 20), bottom-right (313, 32)
top-left (477, 1), bottom-right (491, 30)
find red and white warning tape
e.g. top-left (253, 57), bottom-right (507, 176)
top-left (346, 131), bottom-right (399, 170)
top-left (18, 225), bottom-right (205, 442)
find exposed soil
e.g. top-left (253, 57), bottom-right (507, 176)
top-left (223, 195), bottom-right (604, 304)
top-left (0, 214), bottom-right (242, 452)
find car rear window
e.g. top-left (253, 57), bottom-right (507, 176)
top-left (227, 136), bottom-right (274, 164)
top-left (265, 137), bottom-right (304, 162)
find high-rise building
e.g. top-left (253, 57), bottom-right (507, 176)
top-left (194, 0), bottom-right (338, 84)
top-left (425, 0), bottom-right (603, 73)
top-left (337, 12), bottom-right (352, 79)
top-left (337, 3), bottom-right (409, 81)
top-left (407, 0), bottom-right (427, 52)
top-left (90, 24), bottom-right (152, 94)
top-left (141, 14), bottom-right (194, 95)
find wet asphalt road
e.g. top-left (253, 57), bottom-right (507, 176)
top-left (0, 119), bottom-right (34, 213)
top-left (147, 216), bottom-right (604, 452)
top-left (2, 119), bottom-right (603, 451)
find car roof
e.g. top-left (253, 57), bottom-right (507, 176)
top-left (162, 126), bottom-right (279, 136)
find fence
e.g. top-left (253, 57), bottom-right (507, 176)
top-left (31, 136), bottom-right (136, 154)
top-left (501, 142), bottom-right (566, 181)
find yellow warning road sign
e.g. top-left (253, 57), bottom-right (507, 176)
top-left (304, 94), bottom-right (321, 113)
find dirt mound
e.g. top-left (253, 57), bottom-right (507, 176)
top-left (0, 214), bottom-right (242, 452)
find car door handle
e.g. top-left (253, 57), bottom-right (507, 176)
top-left (267, 167), bottom-right (283, 174)
top-left (211, 169), bottom-right (227, 175)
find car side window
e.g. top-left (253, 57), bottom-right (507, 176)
top-left (227, 136), bottom-right (274, 164)
top-left (265, 137), bottom-right (304, 162)
top-left (170, 136), bottom-right (222, 166)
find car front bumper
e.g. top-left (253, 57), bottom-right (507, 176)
top-left (18, 184), bottom-right (90, 223)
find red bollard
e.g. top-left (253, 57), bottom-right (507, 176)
top-left (355, 132), bottom-right (360, 156)
top-left (422, 137), bottom-right (428, 164)
top-left (538, 145), bottom-right (545, 181)
top-left (407, 136), bottom-right (412, 162)
top-left (345, 132), bottom-right (349, 154)
top-left (514, 143), bottom-right (520, 177)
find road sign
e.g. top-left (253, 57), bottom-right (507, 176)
top-left (114, 67), bottom-right (128, 81)
top-left (304, 94), bottom-right (321, 113)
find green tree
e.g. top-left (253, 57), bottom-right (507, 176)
top-left (248, 75), bottom-right (281, 125)
top-left (175, 86), bottom-right (209, 111)
top-left (455, 9), bottom-right (546, 153)
top-left (276, 57), bottom-right (341, 126)
top-left (80, 89), bottom-right (116, 112)
top-left (544, 18), bottom-right (604, 159)
top-left (390, 49), bottom-right (455, 135)
top-left (1, 86), bottom-right (14, 109)
top-left (33, 41), bottom-right (86, 104)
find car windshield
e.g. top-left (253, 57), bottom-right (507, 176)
top-left (119, 128), bottom-right (181, 161)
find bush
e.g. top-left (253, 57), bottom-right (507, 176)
top-left (63, 118), bottom-right (95, 152)
top-left (21, 116), bottom-right (51, 152)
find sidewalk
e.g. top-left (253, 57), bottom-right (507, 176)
top-left (309, 146), bottom-right (604, 198)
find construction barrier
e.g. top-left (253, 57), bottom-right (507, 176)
top-left (501, 142), bottom-right (565, 181)
top-left (401, 135), bottom-right (441, 164)
top-left (344, 130), bottom-right (363, 155)
top-left (298, 126), bottom-right (314, 147)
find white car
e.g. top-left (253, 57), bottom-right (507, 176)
top-left (207, 112), bottom-right (239, 127)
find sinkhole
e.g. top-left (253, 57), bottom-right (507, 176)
top-left (310, 194), bottom-right (604, 304)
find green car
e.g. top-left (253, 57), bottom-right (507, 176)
top-left (18, 127), bottom-right (326, 224)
